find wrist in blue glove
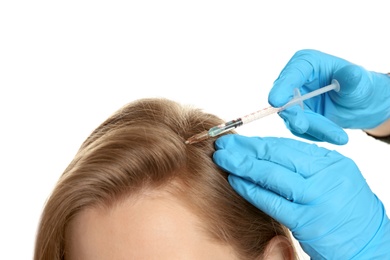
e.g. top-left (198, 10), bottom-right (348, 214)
top-left (213, 134), bottom-right (390, 259)
top-left (270, 49), bottom-right (390, 145)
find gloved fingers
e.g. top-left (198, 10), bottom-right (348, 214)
top-left (215, 148), bottom-right (306, 202)
top-left (269, 49), bottom-right (351, 107)
top-left (269, 57), bottom-right (316, 107)
top-left (215, 134), bottom-right (330, 159)
top-left (278, 106), bottom-right (310, 134)
top-left (214, 135), bottom-right (340, 178)
top-left (278, 107), bottom-right (349, 145)
top-left (288, 130), bottom-right (323, 143)
top-left (228, 174), bottom-right (298, 228)
top-left (278, 106), bottom-right (327, 142)
top-left (332, 66), bottom-right (390, 128)
top-left (331, 65), bottom-right (371, 107)
top-left (333, 65), bottom-right (364, 95)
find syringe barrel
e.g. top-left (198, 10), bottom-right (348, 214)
top-left (241, 106), bottom-right (280, 124)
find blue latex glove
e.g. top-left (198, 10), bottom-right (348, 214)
top-left (269, 49), bottom-right (390, 145)
top-left (213, 134), bottom-right (390, 259)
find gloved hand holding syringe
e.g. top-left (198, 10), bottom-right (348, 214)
top-left (212, 50), bottom-right (390, 259)
top-left (185, 79), bottom-right (340, 144)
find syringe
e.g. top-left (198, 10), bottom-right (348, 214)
top-left (185, 80), bottom-right (340, 145)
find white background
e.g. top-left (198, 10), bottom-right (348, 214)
top-left (1, 1), bottom-right (389, 259)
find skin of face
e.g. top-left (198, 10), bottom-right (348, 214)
top-left (65, 188), bottom-right (293, 260)
top-left (65, 188), bottom-right (240, 260)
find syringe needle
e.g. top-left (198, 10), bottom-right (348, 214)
top-left (185, 130), bottom-right (209, 144)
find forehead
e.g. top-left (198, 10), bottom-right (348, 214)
top-left (65, 190), bottom-right (237, 260)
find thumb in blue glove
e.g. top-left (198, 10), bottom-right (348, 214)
top-left (213, 134), bottom-right (390, 259)
top-left (269, 49), bottom-right (390, 145)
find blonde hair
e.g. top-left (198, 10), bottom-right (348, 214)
top-left (34, 98), bottom-right (293, 259)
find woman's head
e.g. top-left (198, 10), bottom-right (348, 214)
top-left (34, 98), bottom-right (295, 259)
